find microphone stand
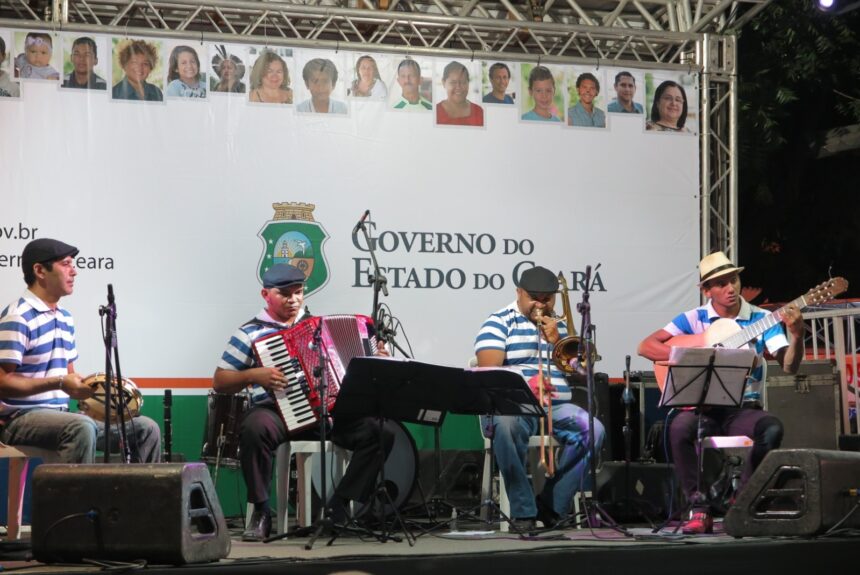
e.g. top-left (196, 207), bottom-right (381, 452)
top-left (98, 284), bottom-right (131, 463)
top-left (576, 265), bottom-right (622, 532)
top-left (621, 355), bottom-right (635, 520)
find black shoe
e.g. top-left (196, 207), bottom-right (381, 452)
top-left (508, 517), bottom-right (537, 535)
top-left (535, 496), bottom-right (560, 529)
top-left (242, 510), bottom-right (272, 542)
top-left (327, 496), bottom-right (351, 525)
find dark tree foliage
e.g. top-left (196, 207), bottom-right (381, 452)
top-left (737, 0), bottom-right (860, 302)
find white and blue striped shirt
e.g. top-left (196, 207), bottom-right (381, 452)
top-left (475, 301), bottom-right (572, 405)
top-left (663, 298), bottom-right (789, 403)
top-left (218, 308), bottom-right (307, 406)
top-left (0, 290), bottom-right (78, 417)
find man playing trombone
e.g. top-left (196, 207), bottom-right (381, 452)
top-left (475, 265), bottom-right (605, 531)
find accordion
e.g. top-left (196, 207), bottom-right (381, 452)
top-left (252, 314), bottom-right (377, 435)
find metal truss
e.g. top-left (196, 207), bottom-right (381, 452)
top-left (0, 0), bottom-right (772, 257)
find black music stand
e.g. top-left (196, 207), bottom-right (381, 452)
top-left (656, 346), bottom-right (756, 532)
top-left (331, 357), bottom-right (545, 541)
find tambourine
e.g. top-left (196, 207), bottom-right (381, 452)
top-left (77, 373), bottom-right (144, 423)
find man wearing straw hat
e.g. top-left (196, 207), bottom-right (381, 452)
top-left (638, 251), bottom-right (805, 534)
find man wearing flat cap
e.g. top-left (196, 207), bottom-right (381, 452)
top-left (214, 263), bottom-right (393, 541)
top-left (637, 251), bottom-right (805, 534)
top-left (0, 238), bottom-right (161, 463)
top-left (475, 265), bottom-right (606, 532)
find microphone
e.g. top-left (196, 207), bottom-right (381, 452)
top-left (622, 355), bottom-right (635, 405)
top-left (107, 284), bottom-right (115, 307)
top-left (353, 209), bottom-right (371, 235)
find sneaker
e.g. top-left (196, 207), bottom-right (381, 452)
top-left (682, 510), bottom-right (714, 535)
top-left (242, 509), bottom-right (272, 542)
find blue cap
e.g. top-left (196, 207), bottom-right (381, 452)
top-left (262, 263), bottom-right (306, 289)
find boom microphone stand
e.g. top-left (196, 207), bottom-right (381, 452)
top-left (98, 284), bottom-right (131, 463)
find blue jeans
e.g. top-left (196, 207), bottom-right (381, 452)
top-left (0, 408), bottom-right (162, 463)
top-left (483, 402), bottom-right (605, 518)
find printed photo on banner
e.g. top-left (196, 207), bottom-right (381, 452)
top-left (248, 46), bottom-right (293, 105)
top-left (0, 30), bottom-right (20, 97)
top-left (209, 44), bottom-right (247, 95)
top-left (606, 68), bottom-right (645, 116)
top-left (566, 67), bottom-right (607, 129)
top-left (389, 57), bottom-right (433, 112)
top-left (433, 59), bottom-right (484, 128)
top-left (111, 37), bottom-right (165, 102)
top-left (644, 72), bottom-right (698, 135)
top-left (295, 51), bottom-right (349, 115)
top-left (481, 61), bottom-right (518, 105)
top-left (13, 30), bottom-right (61, 81)
top-left (164, 42), bottom-right (207, 100)
top-left (519, 63), bottom-right (565, 123)
top-left (60, 35), bottom-right (108, 91)
top-left (347, 54), bottom-right (390, 100)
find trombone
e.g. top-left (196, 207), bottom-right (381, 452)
top-left (552, 272), bottom-right (601, 374)
top-left (534, 307), bottom-right (555, 478)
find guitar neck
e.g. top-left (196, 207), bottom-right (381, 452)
top-left (718, 295), bottom-right (806, 349)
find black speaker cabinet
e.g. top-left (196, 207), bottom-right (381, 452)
top-left (596, 461), bottom-right (682, 522)
top-left (724, 449), bottom-right (860, 537)
top-left (32, 463), bottom-right (231, 564)
top-left (570, 372), bottom-right (613, 464)
top-left (766, 359), bottom-right (842, 450)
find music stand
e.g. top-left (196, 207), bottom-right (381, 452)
top-left (331, 357), bottom-right (545, 540)
top-left (657, 346), bottom-right (756, 532)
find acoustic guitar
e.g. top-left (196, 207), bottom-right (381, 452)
top-left (653, 277), bottom-right (848, 391)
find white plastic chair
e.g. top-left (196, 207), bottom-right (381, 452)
top-left (245, 441), bottom-right (349, 534)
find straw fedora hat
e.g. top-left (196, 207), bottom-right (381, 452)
top-left (698, 251), bottom-right (744, 285)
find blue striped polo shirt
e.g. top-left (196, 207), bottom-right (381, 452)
top-left (663, 298), bottom-right (789, 403)
top-left (0, 290), bottom-right (78, 417)
top-left (475, 301), bottom-right (572, 405)
top-left (218, 308), bottom-right (307, 406)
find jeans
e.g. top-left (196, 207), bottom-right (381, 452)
top-left (0, 408), bottom-right (162, 463)
top-left (483, 402), bottom-right (605, 518)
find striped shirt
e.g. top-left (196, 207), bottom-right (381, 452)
top-left (475, 301), bottom-right (572, 405)
top-left (0, 290), bottom-right (77, 417)
top-left (218, 308), bottom-right (307, 406)
top-left (663, 298), bottom-right (789, 403)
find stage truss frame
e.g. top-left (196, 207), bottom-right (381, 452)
top-left (0, 0), bottom-right (774, 259)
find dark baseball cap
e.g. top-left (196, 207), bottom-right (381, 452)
top-left (516, 266), bottom-right (559, 293)
top-left (21, 238), bottom-right (79, 271)
top-left (262, 263), bottom-right (307, 289)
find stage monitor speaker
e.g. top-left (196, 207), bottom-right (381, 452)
top-left (724, 449), bottom-right (860, 537)
top-left (32, 463), bottom-right (231, 565)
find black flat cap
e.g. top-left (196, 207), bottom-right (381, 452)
top-left (262, 263), bottom-right (307, 289)
top-left (516, 266), bottom-right (559, 293)
top-left (22, 238), bottom-right (79, 271)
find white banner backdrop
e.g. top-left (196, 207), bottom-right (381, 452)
top-left (0, 31), bottom-right (701, 387)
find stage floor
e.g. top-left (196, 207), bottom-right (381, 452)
top-left (2, 516), bottom-right (857, 575)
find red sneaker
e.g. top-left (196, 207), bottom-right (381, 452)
top-left (682, 511), bottom-right (713, 535)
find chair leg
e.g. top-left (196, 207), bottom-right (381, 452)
top-left (480, 448), bottom-right (492, 521)
top-left (499, 471), bottom-right (510, 532)
top-left (275, 443), bottom-right (291, 534)
top-left (296, 453), bottom-right (312, 527)
top-left (7, 459), bottom-right (29, 541)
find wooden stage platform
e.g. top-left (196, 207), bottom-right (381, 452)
top-left (2, 515), bottom-right (857, 575)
